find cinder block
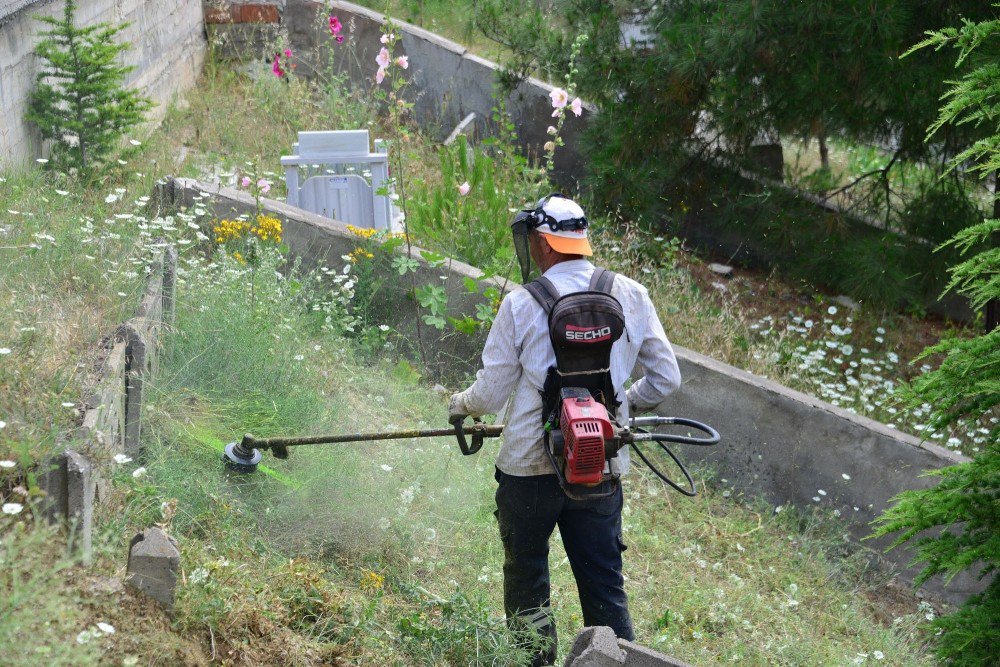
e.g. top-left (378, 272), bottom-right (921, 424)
top-left (126, 527), bottom-right (180, 611)
top-left (564, 627), bottom-right (626, 667)
top-left (617, 640), bottom-right (694, 667)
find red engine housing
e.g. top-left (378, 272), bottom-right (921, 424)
top-left (559, 391), bottom-right (616, 485)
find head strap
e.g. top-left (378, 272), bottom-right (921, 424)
top-left (526, 193), bottom-right (588, 233)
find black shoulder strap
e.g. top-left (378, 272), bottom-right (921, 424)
top-left (588, 267), bottom-right (617, 294)
top-left (524, 276), bottom-right (560, 315)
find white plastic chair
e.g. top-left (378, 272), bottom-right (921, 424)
top-left (281, 130), bottom-right (401, 231)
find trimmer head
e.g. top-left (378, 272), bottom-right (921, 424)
top-left (222, 440), bottom-right (262, 473)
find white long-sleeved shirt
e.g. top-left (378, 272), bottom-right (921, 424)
top-left (455, 259), bottom-right (681, 477)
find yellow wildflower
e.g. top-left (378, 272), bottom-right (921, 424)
top-left (346, 224), bottom-right (377, 239)
top-left (213, 219), bottom-right (250, 244)
top-left (349, 247), bottom-right (375, 262)
top-left (359, 569), bottom-right (385, 593)
top-left (232, 251), bottom-right (246, 265)
top-left (252, 215), bottom-right (283, 244)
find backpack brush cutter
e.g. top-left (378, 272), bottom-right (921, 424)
top-left (223, 401), bottom-right (719, 497)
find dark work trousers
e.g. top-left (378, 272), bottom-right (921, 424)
top-left (494, 468), bottom-right (634, 666)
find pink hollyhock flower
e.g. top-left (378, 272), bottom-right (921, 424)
top-left (336, 34), bottom-right (344, 43)
top-left (546, 125), bottom-right (557, 135)
top-left (380, 33), bottom-right (393, 44)
top-left (329, 15), bottom-right (342, 35)
top-left (241, 176), bottom-right (252, 188)
top-left (272, 53), bottom-right (285, 78)
top-left (257, 178), bottom-right (271, 194)
top-left (549, 87), bottom-right (568, 109)
top-left (375, 67), bottom-right (386, 84)
top-left (376, 47), bottom-right (390, 69)
top-left (395, 56), bottom-right (409, 69)
top-left (457, 181), bottom-right (471, 196)
top-left (284, 49), bottom-right (292, 58)
top-left (570, 97), bottom-right (582, 117)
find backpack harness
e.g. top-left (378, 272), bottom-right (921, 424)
top-left (524, 267), bottom-right (627, 498)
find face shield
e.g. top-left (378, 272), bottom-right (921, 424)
top-left (510, 209), bottom-right (535, 283)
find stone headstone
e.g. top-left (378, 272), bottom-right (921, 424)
top-left (564, 626), bottom-right (626, 667)
top-left (65, 450), bottom-right (95, 562)
top-left (122, 324), bottom-right (148, 457)
top-left (126, 527), bottom-right (180, 612)
top-left (37, 449), bottom-right (97, 562)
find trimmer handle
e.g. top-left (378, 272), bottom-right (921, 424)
top-left (451, 415), bottom-right (485, 456)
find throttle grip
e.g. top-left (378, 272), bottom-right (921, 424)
top-left (451, 416), bottom-right (485, 455)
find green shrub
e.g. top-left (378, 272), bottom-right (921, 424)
top-left (872, 15), bottom-right (1000, 665)
top-left (407, 135), bottom-right (533, 276)
top-left (26, 0), bottom-right (152, 177)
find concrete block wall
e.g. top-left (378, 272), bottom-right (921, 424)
top-left (160, 176), bottom-right (985, 606)
top-left (0, 0), bottom-right (206, 168)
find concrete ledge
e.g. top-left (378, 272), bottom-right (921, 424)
top-left (660, 343), bottom-right (985, 606)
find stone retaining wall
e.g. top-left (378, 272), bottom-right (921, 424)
top-left (39, 248), bottom-right (176, 560)
top-left (0, 0), bottom-right (206, 168)
top-left (158, 175), bottom-right (985, 605)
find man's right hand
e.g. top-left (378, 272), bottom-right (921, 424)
top-left (448, 393), bottom-right (468, 423)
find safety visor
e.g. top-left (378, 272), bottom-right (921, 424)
top-left (511, 209), bottom-right (535, 283)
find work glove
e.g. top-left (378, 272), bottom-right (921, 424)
top-left (448, 392), bottom-right (469, 423)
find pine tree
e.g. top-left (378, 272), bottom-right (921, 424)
top-left (871, 15), bottom-right (1000, 666)
top-left (26, 0), bottom-right (153, 176)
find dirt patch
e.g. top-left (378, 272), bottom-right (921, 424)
top-left (77, 575), bottom-right (209, 666)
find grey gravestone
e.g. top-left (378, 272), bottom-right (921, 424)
top-left (126, 527), bottom-right (180, 611)
top-left (37, 449), bottom-right (96, 561)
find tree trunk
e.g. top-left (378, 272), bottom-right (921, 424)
top-left (818, 134), bottom-right (830, 170)
top-left (987, 175), bottom-right (1000, 332)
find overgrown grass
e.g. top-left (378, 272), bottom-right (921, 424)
top-left (349, 0), bottom-right (506, 62)
top-left (111, 246), bottom-right (934, 665)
